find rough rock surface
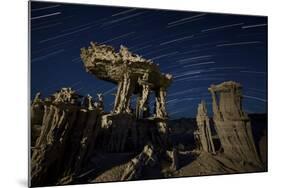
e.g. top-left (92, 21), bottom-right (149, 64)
top-left (30, 92), bottom-right (45, 146)
top-left (99, 113), bottom-right (135, 152)
top-left (195, 100), bottom-right (216, 154)
top-left (81, 42), bottom-right (172, 120)
top-left (166, 148), bottom-right (179, 171)
top-left (121, 144), bottom-right (158, 181)
top-left (208, 81), bottom-right (262, 167)
top-left (30, 88), bottom-right (103, 186)
top-left (80, 42), bottom-right (173, 148)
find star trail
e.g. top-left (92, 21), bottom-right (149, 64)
top-left (30, 1), bottom-right (268, 118)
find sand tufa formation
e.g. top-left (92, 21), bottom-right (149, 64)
top-left (209, 81), bottom-right (262, 166)
top-left (30, 42), bottom-right (266, 187)
top-left (81, 42), bottom-right (172, 118)
top-left (195, 100), bottom-right (216, 154)
top-left (80, 42), bottom-right (174, 150)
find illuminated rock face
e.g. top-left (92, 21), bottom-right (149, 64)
top-left (81, 42), bottom-right (172, 119)
top-left (121, 144), bottom-right (157, 181)
top-left (196, 100), bottom-right (216, 154)
top-left (80, 42), bottom-right (173, 151)
top-left (30, 88), bottom-right (103, 186)
top-left (209, 81), bottom-right (261, 166)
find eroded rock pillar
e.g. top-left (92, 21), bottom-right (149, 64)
top-left (209, 81), bottom-right (262, 166)
top-left (196, 100), bottom-right (216, 154)
top-left (136, 84), bottom-right (150, 119)
top-left (155, 87), bottom-right (167, 118)
top-left (154, 87), bottom-right (169, 146)
top-left (113, 73), bottom-right (135, 113)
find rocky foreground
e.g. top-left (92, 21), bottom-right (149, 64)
top-left (30, 87), bottom-right (267, 187)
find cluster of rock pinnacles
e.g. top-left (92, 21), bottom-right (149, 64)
top-left (30, 42), bottom-right (264, 186)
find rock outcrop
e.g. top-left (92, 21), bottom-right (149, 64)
top-left (195, 100), bottom-right (216, 154)
top-left (99, 113), bottom-right (136, 152)
top-left (80, 42), bottom-right (173, 147)
top-left (208, 81), bottom-right (262, 166)
top-left (30, 92), bottom-right (45, 146)
top-left (121, 144), bottom-right (158, 181)
top-left (166, 148), bottom-right (179, 171)
top-left (30, 88), bottom-right (103, 186)
top-left (81, 42), bottom-right (172, 119)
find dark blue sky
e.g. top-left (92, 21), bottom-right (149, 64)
top-left (30, 1), bottom-right (267, 118)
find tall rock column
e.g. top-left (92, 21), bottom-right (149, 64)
top-left (136, 84), bottom-right (150, 119)
top-left (209, 81), bottom-right (262, 166)
top-left (113, 72), bottom-right (135, 113)
top-left (196, 100), bottom-right (216, 154)
top-left (155, 87), bottom-right (168, 118)
top-left (154, 87), bottom-right (169, 146)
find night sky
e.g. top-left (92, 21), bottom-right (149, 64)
top-left (30, 1), bottom-right (267, 118)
